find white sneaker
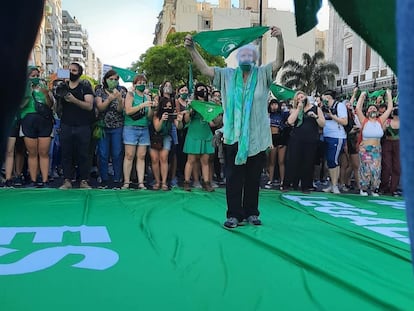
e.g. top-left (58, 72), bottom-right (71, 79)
top-left (322, 185), bottom-right (332, 193)
top-left (371, 192), bottom-right (380, 197)
top-left (193, 181), bottom-right (202, 188)
top-left (264, 181), bottom-right (273, 189)
top-left (360, 189), bottom-right (368, 196)
top-left (332, 185), bottom-right (341, 194)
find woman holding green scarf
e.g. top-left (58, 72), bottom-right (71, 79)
top-left (285, 92), bottom-right (325, 193)
top-left (185, 26), bottom-right (285, 229)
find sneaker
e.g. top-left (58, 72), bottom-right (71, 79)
top-left (332, 185), bottom-right (341, 194)
top-left (341, 184), bottom-right (350, 192)
top-left (98, 181), bottom-right (108, 189)
top-left (13, 174), bottom-right (25, 186)
top-left (322, 185), bottom-right (332, 193)
top-left (25, 181), bottom-right (37, 188)
top-left (80, 180), bottom-right (92, 189)
top-left (193, 181), bottom-right (202, 189)
top-left (4, 179), bottom-right (13, 188)
top-left (59, 179), bottom-right (72, 189)
top-left (211, 181), bottom-right (219, 188)
top-left (264, 181), bottom-right (273, 189)
top-left (183, 180), bottom-right (191, 192)
top-left (223, 217), bottom-right (239, 229)
top-left (247, 215), bottom-right (262, 226)
top-left (170, 177), bottom-right (178, 188)
top-left (371, 189), bottom-right (380, 197)
top-left (360, 189), bottom-right (368, 196)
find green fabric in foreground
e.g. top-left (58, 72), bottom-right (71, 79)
top-left (0, 189), bottom-right (413, 310)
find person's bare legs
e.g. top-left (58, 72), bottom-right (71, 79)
top-left (38, 137), bottom-right (51, 182)
top-left (4, 137), bottom-right (16, 180)
top-left (123, 144), bottom-right (137, 187)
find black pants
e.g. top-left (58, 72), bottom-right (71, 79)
top-left (224, 143), bottom-right (265, 221)
top-left (60, 123), bottom-right (92, 181)
top-left (285, 138), bottom-right (317, 191)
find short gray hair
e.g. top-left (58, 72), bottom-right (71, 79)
top-left (236, 44), bottom-right (259, 63)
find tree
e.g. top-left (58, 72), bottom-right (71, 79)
top-left (280, 51), bottom-right (339, 95)
top-left (131, 32), bottom-right (226, 88)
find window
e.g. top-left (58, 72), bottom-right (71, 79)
top-left (347, 47), bottom-right (352, 75)
top-left (365, 47), bottom-right (371, 70)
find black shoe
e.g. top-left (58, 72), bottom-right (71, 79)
top-left (4, 179), bottom-right (13, 188)
top-left (247, 215), bottom-right (262, 226)
top-left (223, 217), bottom-right (239, 229)
top-left (98, 180), bottom-right (109, 189)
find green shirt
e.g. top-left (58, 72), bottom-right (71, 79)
top-left (124, 93), bottom-right (150, 127)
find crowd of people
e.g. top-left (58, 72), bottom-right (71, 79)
top-left (1, 64), bottom-right (401, 202)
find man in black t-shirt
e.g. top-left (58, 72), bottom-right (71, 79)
top-left (59, 62), bottom-right (95, 189)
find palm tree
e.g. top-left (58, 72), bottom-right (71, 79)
top-left (280, 51), bottom-right (339, 95)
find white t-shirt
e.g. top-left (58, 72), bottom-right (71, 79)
top-left (323, 101), bottom-right (348, 139)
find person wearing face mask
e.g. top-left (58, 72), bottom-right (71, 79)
top-left (320, 89), bottom-right (348, 194)
top-left (182, 82), bottom-right (215, 192)
top-left (95, 70), bottom-right (125, 189)
top-left (122, 74), bottom-right (155, 190)
top-left (16, 67), bottom-right (53, 187)
top-left (59, 62), bottom-right (95, 190)
top-left (160, 81), bottom-right (180, 188)
top-left (184, 26), bottom-right (284, 228)
top-left (355, 89), bottom-right (393, 196)
top-left (175, 84), bottom-right (191, 182)
top-left (380, 105), bottom-right (401, 196)
top-left (150, 97), bottom-right (184, 190)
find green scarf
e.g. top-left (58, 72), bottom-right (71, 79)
top-left (224, 67), bottom-right (258, 165)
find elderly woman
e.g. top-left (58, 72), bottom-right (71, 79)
top-left (355, 89), bottom-right (393, 196)
top-left (185, 26), bottom-right (285, 229)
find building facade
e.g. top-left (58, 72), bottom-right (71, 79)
top-left (30, 2), bottom-right (100, 80)
top-left (327, 7), bottom-right (397, 96)
top-left (154, 0), bottom-right (318, 79)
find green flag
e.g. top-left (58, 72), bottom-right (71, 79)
top-left (269, 84), bottom-right (296, 101)
top-left (110, 65), bottom-right (136, 82)
top-left (328, 0), bottom-right (396, 72)
top-left (294, 0), bottom-right (322, 36)
top-left (368, 89), bottom-right (386, 99)
top-left (193, 26), bottom-right (269, 58)
top-left (189, 100), bottom-right (223, 122)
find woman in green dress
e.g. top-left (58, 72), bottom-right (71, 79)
top-left (182, 83), bottom-right (214, 192)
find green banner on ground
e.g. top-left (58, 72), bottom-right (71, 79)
top-left (0, 189), bottom-right (412, 310)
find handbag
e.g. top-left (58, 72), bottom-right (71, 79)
top-left (130, 95), bottom-right (147, 120)
top-left (33, 92), bottom-right (53, 119)
top-left (150, 131), bottom-right (164, 150)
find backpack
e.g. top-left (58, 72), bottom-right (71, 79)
top-left (344, 109), bottom-right (355, 134)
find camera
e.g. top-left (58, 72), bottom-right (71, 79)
top-left (321, 102), bottom-right (338, 116)
top-left (53, 79), bottom-right (70, 99)
top-left (168, 112), bottom-right (178, 121)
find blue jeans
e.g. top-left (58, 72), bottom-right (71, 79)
top-left (97, 127), bottom-right (124, 182)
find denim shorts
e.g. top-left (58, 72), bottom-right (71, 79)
top-left (123, 125), bottom-right (150, 146)
top-left (162, 135), bottom-right (172, 151)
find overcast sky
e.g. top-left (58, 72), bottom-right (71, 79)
top-left (62, 0), bottom-right (329, 68)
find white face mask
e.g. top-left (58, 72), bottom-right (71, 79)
top-left (163, 86), bottom-right (173, 94)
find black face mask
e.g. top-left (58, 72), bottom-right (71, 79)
top-left (195, 89), bottom-right (208, 100)
top-left (69, 72), bottom-right (81, 82)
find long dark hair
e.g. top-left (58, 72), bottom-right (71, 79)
top-left (156, 97), bottom-right (174, 119)
top-left (102, 69), bottom-right (118, 89)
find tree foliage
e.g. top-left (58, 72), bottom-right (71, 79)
top-left (280, 51), bottom-right (339, 95)
top-left (130, 32), bottom-right (226, 89)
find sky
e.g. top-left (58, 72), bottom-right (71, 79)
top-left (62, 0), bottom-right (329, 69)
